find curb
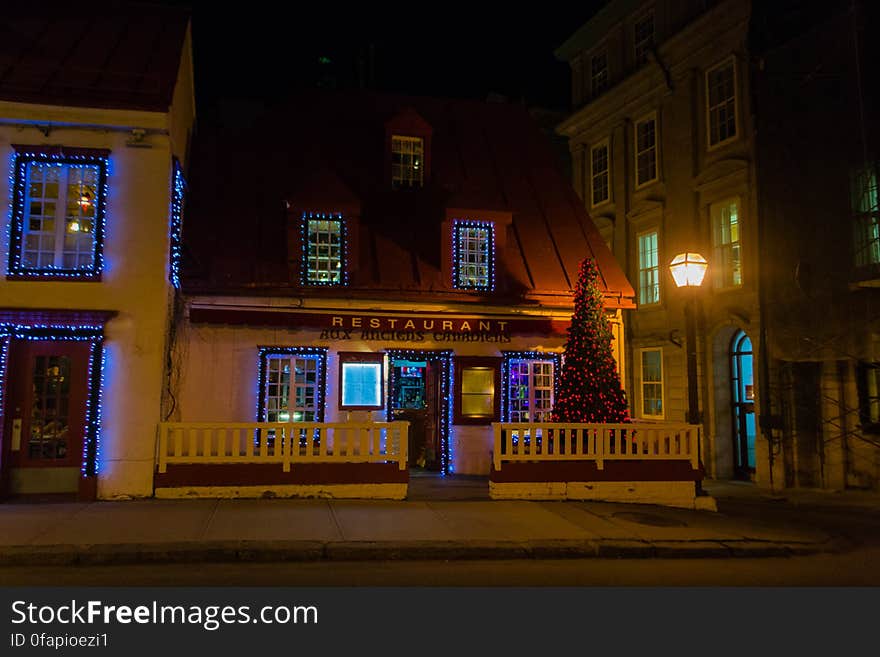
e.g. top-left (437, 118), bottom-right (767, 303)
top-left (0, 537), bottom-right (845, 567)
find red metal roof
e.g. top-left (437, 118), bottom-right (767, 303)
top-left (0, 2), bottom-right (190, 112)
top-left (184, 90), bottom-right (635, 308)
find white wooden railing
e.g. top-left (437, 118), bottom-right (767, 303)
top-left (156, 421), bottom-right (409, 473)
top-left (492, 422), bottom-right (700, 471)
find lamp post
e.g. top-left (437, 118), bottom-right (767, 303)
top-left (668, 252), bottom-right (708, 426)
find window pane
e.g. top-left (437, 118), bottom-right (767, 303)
top-left (305, 217), bottom-right (343, 284)
top-left (708, 62), bottom-right (737, 146)
top-left (712, 199), bottom-right (742, 287)
top-left (455, 223), bottom-right (493, 289)
top-left (638, 231), bottom-right (659, 304)
top-left (461, 367), bottom-right (494, 417)
top-left (391, 135), bottom-right (424, 189)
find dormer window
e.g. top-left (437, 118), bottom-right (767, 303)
top-left (301, 212), bottom-right (347, 286)
top-left (452, 220), bottom-right (495, 291)
top-left (391, 135), bottom-right (424, 189)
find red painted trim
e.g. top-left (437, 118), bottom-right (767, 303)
top-left (489, 460), bottom-right (702, 483)
top-left (154, 462), bottom-right (409, 487)
top-left (78, 476), bottom-right (97, 502)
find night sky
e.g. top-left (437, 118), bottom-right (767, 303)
top-left (176, 2), bottom-right (608, 111)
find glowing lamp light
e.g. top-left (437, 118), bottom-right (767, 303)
top-left (79, 193), bottom-right (92, 210)
top-left (669, 252), bottom-right (708, 288)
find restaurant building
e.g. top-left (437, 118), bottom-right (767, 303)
top-left (162, 91), bottom-right (637, 496)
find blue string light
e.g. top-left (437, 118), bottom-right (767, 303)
top-left (168, 159), bottom-right (185, 289)
top-left (452, 219), bottom-right (496, 292)
top-left (384, 348), bottom-right (454, 474)
top-left (6, 150), bottom-right (109, 280)
top-left (0, 323), bottom-right (105, 479)
top-left (299, 212), bottom-right (349, 287)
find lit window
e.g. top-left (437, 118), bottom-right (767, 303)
top-left (638, 230), bottom-right (660, 305)
top-left (707, 59), bottom-right (737, 147)
top-left (640, 348), bottom-right (664, 418)
top-left (454, 357), bottom-right (500, 424)
top-left (591, 141), bottom-right (610, 206)
top-left (634, 11), bottom-right (654, 66)
top-left (852, 164), bottom-right (880, 267)
top-left (591, 51), bottom-right (608, 96)
top-left (302, 213), bottom-right (345, 286)
top-left (8, 151), bottom-right (108, 279)
top-left (711, 198), bottom-right (742, 287)
top-left (391, 135), bottom-right (424, 189)
top-left (339, 353), bottom-right (384, 410)
top-left (635, 115), bottom-right (658, 187)
top-left (258, 349), bottom-right (327, 423)
top-left (453, 220), bottom-right (495, 291)
top-left (505, 357), bottom-right (556, 423)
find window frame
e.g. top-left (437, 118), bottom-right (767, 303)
top-left (633, 9), bottom-right (655, 67)
top-left (300, 211), bottom-right (348, 287)
top-left (452, 219), bottom-right (496, 291)
top-left (256, 347), bottom-right (328, 424)
top-left (851, 162), bottom-right (880, 268)
top-left (337, 352), bottom-right (385, 411)
top-left (710, 196), bottom-right (743, 289)
top-left (7, 148), bottom-right (109, 281)
top-left (453, 356), bottom-right (501, 425)
top-left (638, 347), bottom-right (665, 419)
top-left (705, 56), bottom-right (739, 151)
top-left (634, 112), bottom-right (659, 189)
top-left (590, 49), bottom-right (609, 97)
top-left (637, 228), bottom-right (661, 306)
top-left (501, 351), bottom-right (561, 423)
top-left (391, 134), bottom-right (425, 190)
top-left (590, 138), bottom-right (612, 208)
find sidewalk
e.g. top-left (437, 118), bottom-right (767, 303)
top-left (0, 485), bottom-right (843, 566)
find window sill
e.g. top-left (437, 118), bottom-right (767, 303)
top-left (5, 272), bottom-right (102, 283)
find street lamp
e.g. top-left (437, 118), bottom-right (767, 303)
top-left (669, 252), bottom-right (707, 426)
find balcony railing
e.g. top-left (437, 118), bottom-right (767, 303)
top-left (491, 422), bottom-right (700, 471)
top-left (156, 421), bottom-right (409, 473)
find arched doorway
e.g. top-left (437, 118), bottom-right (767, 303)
top-left (730, 330), bottom-right (756, 479)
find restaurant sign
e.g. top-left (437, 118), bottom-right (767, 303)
top-left (189, 308), bottom-right (568, 342)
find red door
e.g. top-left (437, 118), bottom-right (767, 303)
top-left (1, 340), bottom-right (90, 497)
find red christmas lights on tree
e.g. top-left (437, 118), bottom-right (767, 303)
top-left (553, 258), bottom-right (630, 423)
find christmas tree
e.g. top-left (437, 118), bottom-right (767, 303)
top-left (553, 258), bottom-right (630, 423)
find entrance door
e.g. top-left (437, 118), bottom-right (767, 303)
top-left (1, 340), bottom-right (90, 497)
top-left (390, 359), bottom-right (441, 471)
top-left (730, 330), bottom-right (756, 479)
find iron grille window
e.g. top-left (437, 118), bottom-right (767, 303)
top-left (453, 221), bottom-right (494, 290)
top-left (852, 164), bottom-right (880, 267)
top-left (638, 230), bottom-right (660, 305)
top-left (711, 198), bottom-right (742, 287)
top-left (707, 59), bottom-right (737, 147)
top-left (391, 135), bottom-right (424, 189)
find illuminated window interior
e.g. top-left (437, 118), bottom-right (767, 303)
top-left (454, 222), bottom-right (494, 290)
top-left (507, 359), bottom-right (554, 423)
top-left (306, 218), bottom-right (343, 284)
top-left (711, 198), bottom-right (742, 287)
top-left (22, 163), bottom-right (99, 269)
top-left (391, 135), bottom-right (424, 189)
